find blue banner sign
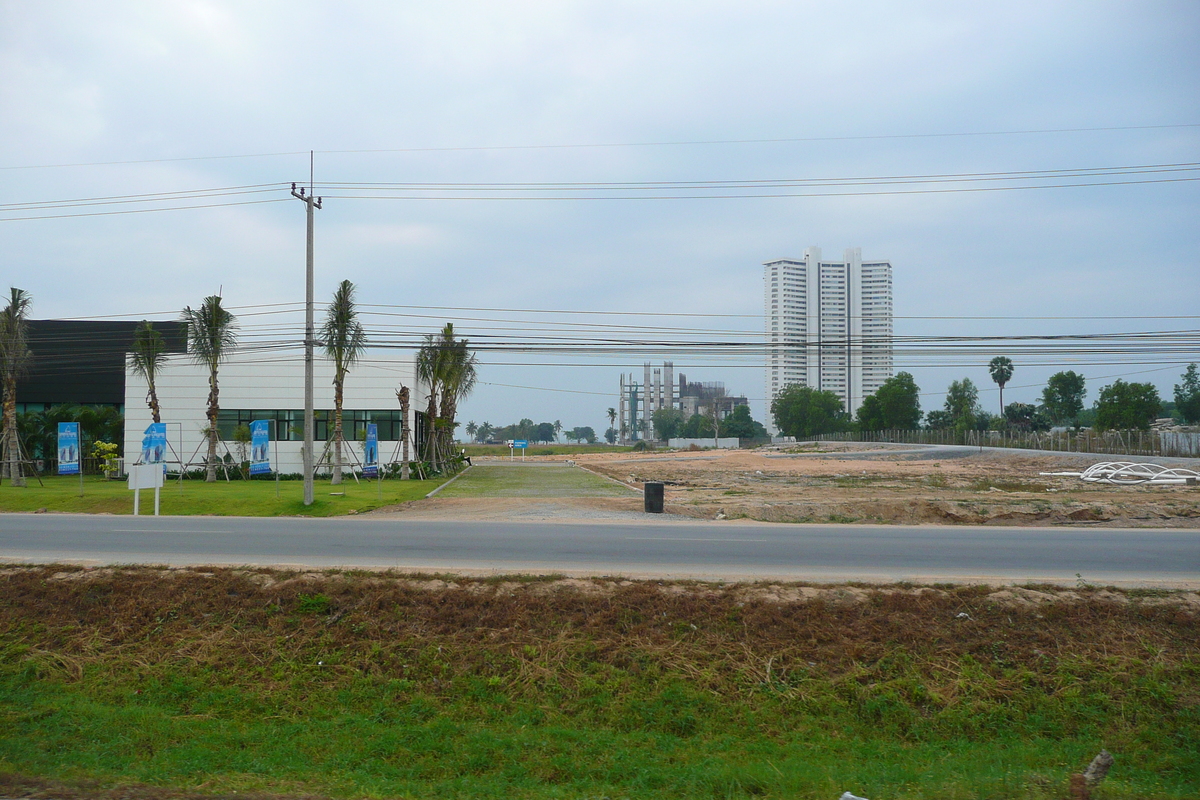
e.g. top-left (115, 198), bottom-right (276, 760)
top-left (140, 423), bottom-right (167, 465)
top-left (249, 420), bottom-right (272, 476)
top-left (363, 423), bottom-right (379, 478)
top-left (512, 439), bottom-right (528, 448)
top-left (57, 422), bottom-right (80, 475)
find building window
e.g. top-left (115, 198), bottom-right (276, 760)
top-left (216, 410), bottom-right (403, 442)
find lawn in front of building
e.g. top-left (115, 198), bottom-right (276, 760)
top-left (0, 474), bottom-right (444, 517)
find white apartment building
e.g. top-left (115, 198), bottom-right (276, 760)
top-left (764, 246), bottom-right (893, 415)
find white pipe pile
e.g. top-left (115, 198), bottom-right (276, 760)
top-left (1041, 462), bottom-right (1200, 485)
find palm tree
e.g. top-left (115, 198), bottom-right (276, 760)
top-left (415, 336), bottom-right (443, 464)
top-left (128, 320), bottom-right (167, 424)
top-left (181, 295), bottom-right (238, 482)
top-left (396, 385), bottom-right (411, 480)
top-left (1, 288), bottom-right (33, 486)
top-left (320, 280), bottom-right (367, 485)
top-left (553, 420), bottom-right (563, 443)
top-left (606, 408), bottom-right (617, 444)
top-left (417, 323), bottom-right (478, 469)
top-left (465, 421), bottom-right (478, 442)
top-left (988, 356), bottom-right (1015, 416)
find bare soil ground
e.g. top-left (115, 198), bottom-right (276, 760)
top-left (548, 443), bottom-right (1200, 527)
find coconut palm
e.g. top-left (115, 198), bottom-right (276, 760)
top-left (1, 288), bottom-right (33, 486)
top-left (435, 325), bottom-right (477, 459)
top-left (396, 384), bottom-right (411, 480)
top-left (465, 421), bottom-right (478, 441)
top-left (128, 320), bottom-right (167, 424)
top-left (988, 356), bottom-right (1015, 415)
top-left (181, 295), bottom-right (238, 482)
top-left (416, 323), bottom-right (478, 468)
top-left (553, 420), bottom-right (562, 443)
top-left (320, 280), bottom-right (367, 485)
top-left (607, 408), bottom-right (617, 443)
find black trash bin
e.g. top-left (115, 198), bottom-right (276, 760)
top-left (644, 481), bottom-right (664, 513)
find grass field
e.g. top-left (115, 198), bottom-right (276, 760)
top-left (0, 475), bottom-right (444, 517)
top-left (1, 566), bottom-right (1197, 799)
top-left (440, 463), bottom-right (634, 498)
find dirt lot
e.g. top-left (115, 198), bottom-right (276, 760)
top-left (549, 443), bottom-right (1200, 527)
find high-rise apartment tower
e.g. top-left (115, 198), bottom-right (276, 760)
top-left (764, 246), bottom-right (893, 415)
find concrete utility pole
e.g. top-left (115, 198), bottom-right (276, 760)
top-left (291, 153), bottom-right (322, 506)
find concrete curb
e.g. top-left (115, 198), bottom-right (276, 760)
top-left (424, 465), bottom-right (473, 498)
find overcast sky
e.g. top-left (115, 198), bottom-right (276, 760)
top-left (2, 1), bottom-right (1198, 431)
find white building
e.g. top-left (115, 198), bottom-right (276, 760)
top-left (123, 349), bottom-right (421, 475)
top-left (764, 246), bottom-right (893, 415)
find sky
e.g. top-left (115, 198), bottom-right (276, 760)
top-left (2, 0), bottom-right (1198, 433)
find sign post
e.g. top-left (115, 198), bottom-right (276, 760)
top-left (248, 420), bottom-right (278, 498)
top-left (511, 439), bottom-right (528, 461)
top-left (128, 464), bottom-right (165, 515)
top-left (363, 423), bottom-right (380, 500)
top-left (140, 423), bottom-right (167, 469)
top-left (57, 422), bottom-right (82, 496)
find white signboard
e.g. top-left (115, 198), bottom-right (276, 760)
top-left (128, 463), bottom-right (165, 515)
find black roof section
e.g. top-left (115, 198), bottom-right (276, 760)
top-left (17, 320), bottom-right (187, 407)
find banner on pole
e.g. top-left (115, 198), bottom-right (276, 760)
top-left (140, 423), bottom-right (167, 465)
top-left (57, 422), bottom-right (80, 475)
top-left (363, 423), bottom-right (379, 478)
top-left (249, 420), bottom-right (272, 476)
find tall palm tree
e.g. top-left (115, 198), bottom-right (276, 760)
top-left (181, 296), bottom-right (238, 482)
top-left (415, 336), bottom-right (443, 464)
top-left (1, 288), bottom-right (33, 486)
top-left (465, 421), bottom-right (478, 441)
top-left (607, 408), bottom-right (617, 443)
top-left (417, 323), bottom-right (478, 468)
top-left (988, 356), bottom-right (1015, 416)
top-left (553, 420), bottom-right (562, 443)
top-left (128, 320), bottom-right (167, 424)
top-left (396, 385), bottom-right (411, 480)
top-left (436, 324), bottom-right (478, 459)
top-left (320, 280), bottom-right (367, 485)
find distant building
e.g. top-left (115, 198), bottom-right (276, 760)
top-left (617, 365), bottom-right (748, 442)
top-left (764, 246), bottom-right (893, 414)
top-left (676, 377), bottom-right (747, 421)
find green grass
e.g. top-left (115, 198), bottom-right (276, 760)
top-left (1, 567), bottom-right (1197, 799)
top-left (440, 464), bottom-right (634, 498)
top-left (463, 443), bottom-right (631, 456)
top-left (0, 475), bottom-right (445, 517)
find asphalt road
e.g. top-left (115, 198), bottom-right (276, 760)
top-left (2, 513), bottom-right (1197, 586)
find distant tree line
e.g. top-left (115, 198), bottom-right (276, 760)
top-left (769, 363), bottom-right (1200, 439)
top-left (464, 419), bottom-right (597, 445)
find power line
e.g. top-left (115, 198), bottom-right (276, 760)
top-left (320, 175), bottom-right (1200, 201)
top-left (5, 123), bottom-right (1195, 172)
top-left (0, 197), bottom-right (289, 223)
top-left (314, 162), bottom-right (1200, 189)
top-left (5, 161), bottom-right (1196, 221)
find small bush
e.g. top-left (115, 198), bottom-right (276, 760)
top-left (296, 593), bottom-right (333, 615)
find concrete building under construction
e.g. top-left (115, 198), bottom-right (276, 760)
top-left (618, 363), bottom-right (748, 443)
